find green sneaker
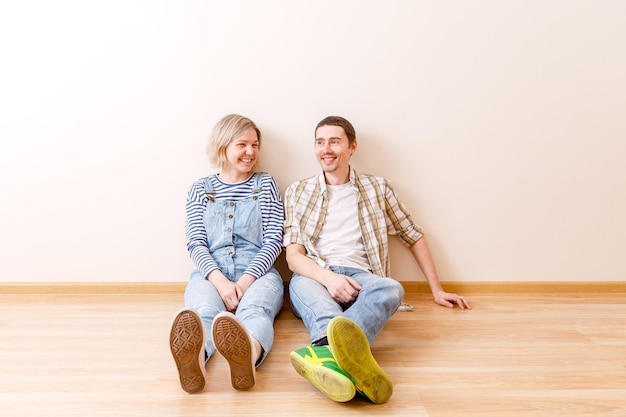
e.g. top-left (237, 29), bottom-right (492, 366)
top-left (327, 316), bottom-right (393, 404)
top-left (290, 345), bottom-right (356, 402)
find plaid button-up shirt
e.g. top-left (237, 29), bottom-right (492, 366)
top-left (283, 167), bottom-right (424, 277)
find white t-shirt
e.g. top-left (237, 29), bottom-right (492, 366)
top-left (313, 182), bottom-right (371, 271)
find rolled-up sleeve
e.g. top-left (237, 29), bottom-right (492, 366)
top-left (383, 179), bottom-right (425, 246)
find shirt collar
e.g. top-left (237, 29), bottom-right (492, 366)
top-left (317, 166), bottom-right (358, 193)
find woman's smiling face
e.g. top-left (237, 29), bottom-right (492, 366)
top-left (222, 127), bottom-right (260, 181)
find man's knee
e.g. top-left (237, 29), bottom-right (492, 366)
top-left (379, 279), bottom-right (404, 305)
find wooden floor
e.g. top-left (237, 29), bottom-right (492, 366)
top-left (1, 291), bottom-right (625, 416)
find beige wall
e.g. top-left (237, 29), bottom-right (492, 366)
top-left (1, 0), bottom-right (625, 283)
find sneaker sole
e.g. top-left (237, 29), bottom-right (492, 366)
top-left (289, 350), bottom-right (356, 402)
top-left (212, 312), bottom-right (255, 390)
top-left (169, 308), bottom-right (206, 394)
top-left (327, 316), bottom-right (393, 404)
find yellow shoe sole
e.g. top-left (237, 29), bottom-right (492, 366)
top-left (327, 316), bottom-right (393, 404)
top-left (290, 349), bottom-right (356, 402)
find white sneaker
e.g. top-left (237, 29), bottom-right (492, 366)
top-left (211, 311), bottom-right (256, 390)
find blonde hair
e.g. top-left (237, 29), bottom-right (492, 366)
top-left (207, 114), bottom-right (262, 169)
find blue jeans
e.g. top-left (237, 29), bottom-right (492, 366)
top-left (185, 268), bottom-right (283, 365)
top-left (183, 175), bottom-right (284, 365)
top-left (288, 266), bottom-right (404, 345)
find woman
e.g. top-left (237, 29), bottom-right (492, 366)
top-left (169, 114), bottom-right (284, 393)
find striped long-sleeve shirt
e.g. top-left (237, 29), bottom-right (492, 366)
top-left (185, 172), bottom-right (284, 279)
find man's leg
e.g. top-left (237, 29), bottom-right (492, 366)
top-left (327, 316), bottom-right (393, 404)
top-left (324, 267), bottom-right (402, 403)
top-left (288, 273), bottom-right (344, 343)
top-left (337, 267), bottom-right (404, 344)
top-left (288, 273), bottom-right (356, 402)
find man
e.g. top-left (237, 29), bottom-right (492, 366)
top-left (283, 116), bottom-right (471, 404)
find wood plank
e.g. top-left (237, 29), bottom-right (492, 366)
top-left (1, 293), bottom-right (625, 416)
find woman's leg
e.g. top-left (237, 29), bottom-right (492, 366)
top-left (235, 268), bottom-right (284, 365)
top-left (184, 269), bottom-right (227, 359)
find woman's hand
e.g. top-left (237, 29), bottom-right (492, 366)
top-left (208, 270), bottom-right (240, 312)
top-left (235, 273), bottom-right (256, 300)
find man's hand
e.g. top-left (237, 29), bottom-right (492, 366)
top-left (325, 272), bottom-right (362, 304)
top-left (433, 291), bottom-right (472, 310)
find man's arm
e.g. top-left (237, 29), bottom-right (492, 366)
top-left (285, 243), bottom-right (361, 304)
top-left (409, 236), bottom-right (471, 309)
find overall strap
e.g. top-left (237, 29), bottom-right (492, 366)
top-left (202, 175), bottom-right (216, 201)
top-left (252, 172), bottom-right (266, 197)
top-left (254, 172), bottom-right (265, 188)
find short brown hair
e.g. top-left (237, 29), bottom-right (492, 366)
top-left (315, 116), bottom-right (356, 145)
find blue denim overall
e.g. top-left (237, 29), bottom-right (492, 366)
top-left (184, 174), bottom-right (284, 365)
